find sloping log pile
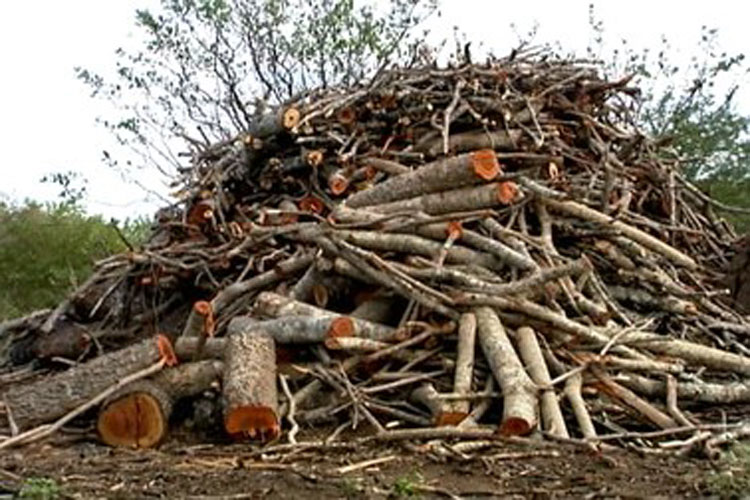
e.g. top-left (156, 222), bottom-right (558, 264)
top-left (3, 54), bottom-right (750, 455)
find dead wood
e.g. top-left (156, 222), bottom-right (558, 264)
top-left (346, 150), bottom-right (500, 208)
top-left (516, 327), bottom-right (569, 438)
top-left (2, 335), bottom-right (176, 431)
top-left (222, 328), bottom-right (279, 441)
top-left (97, 360), bottom-right (224, 448)
top-left (451, 312), bottom-right (476, 419)
top-left (6, 56), bottom-right (750, 453)
top-left (474, 307), bottom-right (538, 436)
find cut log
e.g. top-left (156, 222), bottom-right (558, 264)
top-left (474, 307), bottom-right (538, 436)
top-left (515, 327), bottom-right (569, 438)
top-left (362, 182), bottom-right (517, 217)
top-left (97, 360), bottom-right (223, 449)
top-left (564, 372), bottom-right (597, 439)
top-left (415, 129), bottom-right (522, 157)
top-left (230, 314), bottom-right (403, 343)
top-left (249, 106), bottom-right (300, 139)
top-left (97, 380), bottom-right (172, 449)
top-left (1, 334), bottom-right (176, 431)
top-left (450, 313), bottom-right (476, 419)
top-left (253, 292), bottom-right (402, 341)
top-left (345, 150), bottom-right (500, 208)
top-left (222, 329), bottom-right (279, 441)
top-left (410, 383), bottom-right (465, 426)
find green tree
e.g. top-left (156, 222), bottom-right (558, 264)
top-left (585, 13), bottom-right (749, 183)
top-left (77, 0), bottom-right (438, 181)
top-left (584, 8), bottom-right (750, 230)
top-left (0, 201), bottom-right (133, 320)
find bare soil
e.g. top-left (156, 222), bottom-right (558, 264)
top-left (0, 430), bottom-right (723, 499)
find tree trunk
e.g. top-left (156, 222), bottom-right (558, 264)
top-left (2, 335), bottom-right (176, 431)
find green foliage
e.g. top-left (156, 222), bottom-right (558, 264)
top-left (585, 7), bottom-right (750, 184)
top-left (391, 472), bottom-right (423, 497)
top-left (699, 179), bottom-right (750, 234)
top-left (0, 201), bottom-right (130, 320)
top-left (18, 477), bottom-right (61, 500)
top-left (77, 0), bottom-right (438, 179)
top-left (40, 170), bottom-right (88, 206)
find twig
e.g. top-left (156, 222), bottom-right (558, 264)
top-left (279, 374), bottom-right (299, 445)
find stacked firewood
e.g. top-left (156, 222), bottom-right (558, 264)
top-left (3, 53), bottom-right (750, 455)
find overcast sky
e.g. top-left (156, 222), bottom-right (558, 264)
top-left (0, 1), bottom-right (746, 220)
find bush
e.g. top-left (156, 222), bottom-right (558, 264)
top-left (0, 201), bottom-right (137, 320)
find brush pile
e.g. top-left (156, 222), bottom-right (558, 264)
top-left (3, 53), bottom-right (750, 456)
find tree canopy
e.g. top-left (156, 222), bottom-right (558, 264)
top-left (77, 0), bottom-right (439, 181)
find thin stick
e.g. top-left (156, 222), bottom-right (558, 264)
top-left (279, 374), bottom-right (299, 445)
top-left (334, 455), bottom-right (398, 474)
top-left (665, 374), bottom-right (694, 428)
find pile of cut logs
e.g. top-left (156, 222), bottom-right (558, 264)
top-left (3, 53), bottom-right (750, 455)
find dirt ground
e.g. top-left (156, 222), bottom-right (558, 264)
top-left (0, 430), bottom-right (729, 499)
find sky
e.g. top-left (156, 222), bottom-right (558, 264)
top-left (0, 0), bottom-right (747, 220)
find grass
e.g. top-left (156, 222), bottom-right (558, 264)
top-left (391, 471), bottom-right (424, 498)
top-left (18, 477), bottom-right (61, 500)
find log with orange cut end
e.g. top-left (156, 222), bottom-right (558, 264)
top-left (298, 195), bottom-right (325, 214)
top-left (222, 329), bottom-right (279, 442)
top-left (345, 150), bottom-right (501, 208)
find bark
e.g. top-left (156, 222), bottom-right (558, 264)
top-left (415, 223), bottom-right (538, 271)
top-left (222, 329), bottom-right (279, 441)
top-left (564, 372), bottom-right (597, 439)
top-left (209, 253), bottom-right (314, 315)
top-left (346, 150), bottom-right (500, 208)
top-left (253, 292), bottom-right (402, 341)
top-left (175, 337), bottom-right (226, 360)
top-left (410, 383), bottom-right (465, 426)
top-left (543, 198), bottom-right (698, 270)
top-left (333, 229), bottom-right (503, 271)
top-left (324, 336), bottom-right (391, 352)
top-left (451, 313), bottom-right (476, 418)
top-left (474, 307), bottom-right (538, 436)
top-left (592, 367), bottom-right (677, 429)
top-left (415, 129), bottom-right (522, 157)
top-left (608, 286), bottom-right (698, 316)
top-left (2, 335), bottom-right (176, 431)
top-left (362, 157), bottom-right (411, 176)
top-left (516, 327), bottom-right (569, 438)
top-left (620, 373), bottom-right (750, 405)
top-left (362, 183), bottom-right (516, 217)
top-left (459, 293), bottom-right (750, 374)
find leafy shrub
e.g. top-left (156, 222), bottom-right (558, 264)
top-left (0, 201), bottom-right (141, 320)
